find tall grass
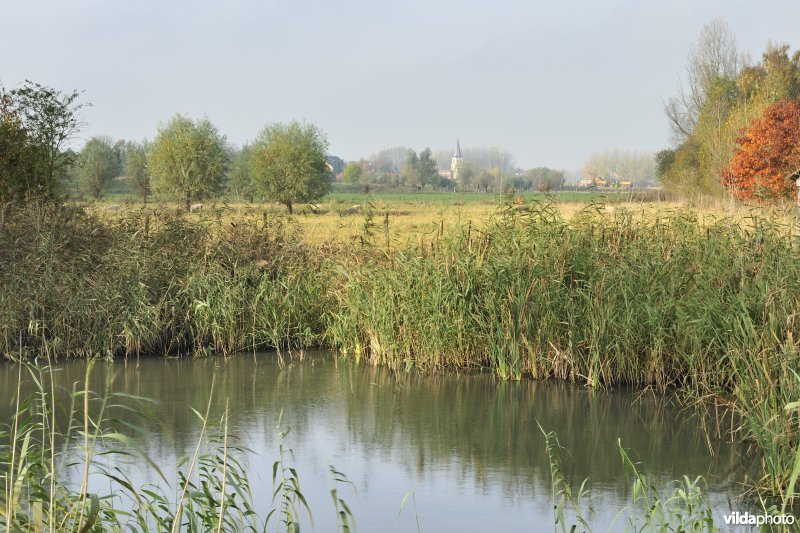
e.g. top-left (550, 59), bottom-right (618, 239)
top-left (330, 202), bottom-right (800, 386)
top-left (0, 202), bottom-right (330, 359)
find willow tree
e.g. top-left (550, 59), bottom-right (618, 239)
top-left (77, 136), bottom-right (120, 199)
top-left (124, 140), bottom-right (150, 203)
top-left (147, 115), bottom-right (228, 211)
top-left (250, 121), bottom-right (330, 214)
top-left (229, 143), bottom-right (257, 202)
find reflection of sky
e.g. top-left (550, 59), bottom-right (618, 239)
top-left (6, 354), bottom-right (762, 532)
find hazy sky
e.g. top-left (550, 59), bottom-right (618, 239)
top-left (2, 0), bottom-right (798, 170)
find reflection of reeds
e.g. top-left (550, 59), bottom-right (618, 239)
top-left (0, 361), bottom-right (348, 531)
top-left (0, 357), bottom-right (794, 530)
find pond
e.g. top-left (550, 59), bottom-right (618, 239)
top-left (0, 352), bottom-right (756, 531)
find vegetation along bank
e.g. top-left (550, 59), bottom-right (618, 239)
top-left (1, 199), bottom-right (799, 509)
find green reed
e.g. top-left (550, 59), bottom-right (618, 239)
top-left (541, 429), bottom-right (722, 532)
top-left (0, 202), bottom-right (330, 360)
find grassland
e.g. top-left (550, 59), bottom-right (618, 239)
top-left (84, 189), bottom-right (793, 247)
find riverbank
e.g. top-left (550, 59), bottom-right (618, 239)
top-left (1, 199), bottom-right (798, 507)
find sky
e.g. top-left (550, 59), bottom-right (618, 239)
top-left (1, 0), bottom-right (798, 172)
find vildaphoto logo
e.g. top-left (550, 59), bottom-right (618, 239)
top-left (723, 511), bottom-right (795, 526)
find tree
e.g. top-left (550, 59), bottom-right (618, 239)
top-left (418, 148), bottom-right (439, 187)
top-left (147, 115), bottom-right (229, 211)
top-left (0, 116), bottom-right (35, 200)
top-left (0, 80), bottom-right (86, 200)
top-left (229, 144), bottom-right (257, 202)
top-left (250, 120), bottom-right (330, 214)
top-left (371, 146), bottom-right (410, 174)
top-left (456, 161), bottom-right (479, 191)
top-left (655, 149), bottom-right (676, 182)
top-left (342, 162), bottom-right (364, 183)
top-left (584, 150), bottom-right (656, 185)
top-left (527, 167), bottom-right (565, 192)
top-left (124, 140), bottom-right (150, 203)
top-left (462, 147), bottom-right (515, 175)
top-left (401, 150), bottom-right (420, 188)
top-left (665, 18), bottom-right (742, 142)
top-left (475, 167), bottom-right (494, 193)
top-left (77, 136), bottom-right (120, 199)
top-left (398, 148), bottom-right (439, 189)
top-left (721, 99), bottom-right (800, 200)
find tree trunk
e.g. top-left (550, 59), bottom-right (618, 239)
top-left (285, 200), bottom-right (293, 214)
top-left (185, 192), bottom-right (191, 212)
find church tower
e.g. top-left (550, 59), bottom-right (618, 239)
top-left (450, 139), bottom-right (463, 184)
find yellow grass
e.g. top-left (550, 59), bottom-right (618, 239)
top-left (86, 195), bottom-right (798, 247)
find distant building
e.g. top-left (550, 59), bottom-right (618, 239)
top-left (451, 139), bottom-right (464, 184)
top-left (579, 174), bottom-right (609, 188)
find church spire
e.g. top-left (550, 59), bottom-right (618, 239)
top-left (451, 138), bottom-right (463, 184)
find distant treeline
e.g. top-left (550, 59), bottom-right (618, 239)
top-left (583, 150), bottom-right (657, 186)
top-left (342, 146), bottom-right (565, 193)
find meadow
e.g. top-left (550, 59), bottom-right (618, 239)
top-left (86, 188), bottom-right (768, 247)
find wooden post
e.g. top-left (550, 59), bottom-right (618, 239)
top-left (384, 212), bottom-right (390, 252)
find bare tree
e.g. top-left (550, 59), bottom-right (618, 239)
top-left (665, 18), bottom-right (743, 142)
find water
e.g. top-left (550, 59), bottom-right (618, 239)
top-left (0, 352), bottom-right (756, 531)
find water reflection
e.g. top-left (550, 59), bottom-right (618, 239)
top-left (0, 353), bottom-right (754, 531)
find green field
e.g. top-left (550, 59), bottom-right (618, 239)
top-left (323, 189), bottom-right (641, 204)
top-left (86, 176), bottom-right (657, 206)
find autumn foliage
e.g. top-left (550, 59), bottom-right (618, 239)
top-left (722, 99), bottom-right (800, 200)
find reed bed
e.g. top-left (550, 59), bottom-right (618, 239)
top-left (332, 201), bottom-right (800, 386)
top-left (0, 201), bottom-right (331, 359)
top-left (1, 199), bottom-right (799, 506)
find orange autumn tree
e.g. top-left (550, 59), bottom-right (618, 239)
top-left (721, 99), bottom-right (800, 200)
